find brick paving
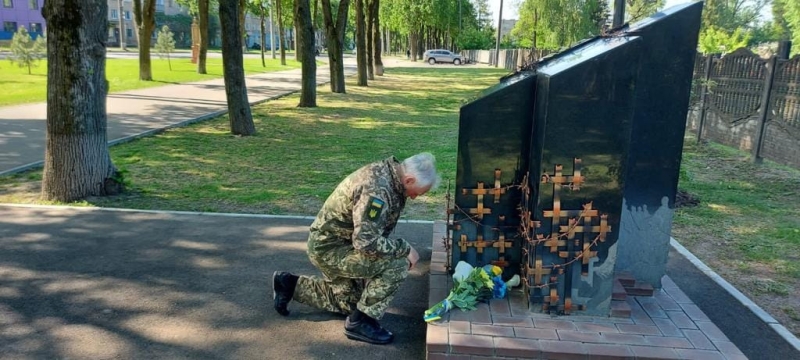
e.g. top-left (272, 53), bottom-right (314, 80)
top-left (426, 221), bottom-right (748, 359)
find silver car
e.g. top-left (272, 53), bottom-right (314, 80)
top-left (423, 49), bottom-right (463, 65)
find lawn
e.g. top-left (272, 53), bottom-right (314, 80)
top-left (0, 56), bottom-right (301, 106)
top-left (0, 65), bottom-right (797, 336)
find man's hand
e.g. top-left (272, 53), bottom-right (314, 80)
top-left (407, 246), bottom-right (419, 270)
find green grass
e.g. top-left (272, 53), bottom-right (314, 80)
top-left (0, 56), bottom-right (301, 106)
top-left (0, 67), bottom-right (508, 218)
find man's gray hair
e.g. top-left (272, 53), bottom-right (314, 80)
top-left (401, 152), bottom-right (441, 190)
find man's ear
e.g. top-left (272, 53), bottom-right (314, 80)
top-left (403, 176), bottom-right (416, 187)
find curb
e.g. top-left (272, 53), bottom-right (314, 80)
top-left (671, 237), bottom-right (800, 352)
top-left (0, 203), bottom-right (435, 224)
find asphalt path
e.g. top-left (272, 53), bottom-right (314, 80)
top-left (667, 247), bottom-right (800, 360)
top-left (0, 205), bottom-right (432, 360)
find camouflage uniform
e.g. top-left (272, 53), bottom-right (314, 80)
top-left (293, 157), bottom-right (411, 320)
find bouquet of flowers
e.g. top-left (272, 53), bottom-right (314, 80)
top-left (423, 262), bottom-right (496, 322)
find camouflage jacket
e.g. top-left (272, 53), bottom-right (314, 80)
top-left (308, 157), bottom-right (411, 259)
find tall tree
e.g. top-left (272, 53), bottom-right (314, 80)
top-left (198, 0), bottom-right (210, 74)
top-left (782, 0), bottom-right (800, 55)
top-left (220, 0), bottom-right (257, 135)
top-left (132, 0), bottom-right (156, 80)
top-left (772, 0), bottom-right (791, 41)
top-left (247, 0), bottom-right (270, 66)
top-left (625, 0), bottom-right (664, 23)
top-left (511, 0), bottom-right (602, 50)
top-left (365, 0), bottom-right (374, 80)
top-left (370, 0), bottom-right (383, 76)
top-left (295, 0), bottom-right (317, 106)
top-left (321, 0), bottom-right (351, 93)
top-left (277, 0), bottom-right (287, 65)
top-left (41, 0), bottom-right (123, 202)
top-left (355, 0), bottom-right (368, 85)
top-left (118, 0), bottom-right (127, 50)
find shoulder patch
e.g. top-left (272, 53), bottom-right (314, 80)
top-left (365, 196), bottom-right (385, 221)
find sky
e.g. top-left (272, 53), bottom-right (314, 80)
top-left (488, 0), bottom-right (771, 27)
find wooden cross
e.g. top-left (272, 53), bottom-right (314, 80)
top-left (474, 235), bottom-right (489, 254)
top-left (529, 257), bottom-right (552, 285)
top-left (491, 256), bottom-right (509, 268)
top-left (462, 182), bottom-right (492, 220)
top-left (580, 242), bottom-right (598, 265)
top-left (492, 169), bottom-right (506, 203)
top-left (492, 229), bottom-right (513, 254)
top-left (543, 234), bottom-right (566, 253)
top-left (459, 234), bottom-right (469, 253)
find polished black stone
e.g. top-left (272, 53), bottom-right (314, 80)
top-left (451, 71), bottom-right (536, 279)
top-left (527, 36), bottom-right (642, 315)
top-left (615, 2), bottom-right (704, 287)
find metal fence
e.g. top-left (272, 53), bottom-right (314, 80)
top-left (689, 47), bottom-right (800, 169)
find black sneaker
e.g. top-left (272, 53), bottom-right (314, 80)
top-left (344, 315), bottom-right (394, 345)
top-left (273, 271), bottom-right (295, 316)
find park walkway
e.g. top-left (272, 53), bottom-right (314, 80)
top-left (0, 59), bottom-right (357, 176)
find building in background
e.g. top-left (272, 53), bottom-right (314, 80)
top-left (107, 0), bottom-right (190, 48)
top-left (0, 0), bottom-right (46, 44)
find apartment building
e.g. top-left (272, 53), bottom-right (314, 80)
top-left (107, 0), bottom-right (189, 47)
top-left (0, 0), bottom-right (45, 42)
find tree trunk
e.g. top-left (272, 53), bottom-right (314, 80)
top-left (321, 0), bottom-right (350, 93)
top-left (41, 0), bottom-right (121, 202)
top-left (370, 0), bottom-right (382, 76)
top-left (295, 0), bottom-right (316, 107)
top-left (198, 0), bottom-right (209, 74)
top-left (260, 8), bottom-right (266, 67)
top-left (219, 0), bottom-right (256, 136)
top-left (365, 0), bottom-right (373, 80)
top-left (118, 0), bottom-right (127, 50)
top-left (355, 0), bottom-right (367, 86)
top-left (294, 25), bottom-right (300, 61)
top-left (277, 0), bottom-right (286, 65)
top-left (133, 0), bottom-right (155, 80)
top-left (269, 1), bottom-right (276, 59)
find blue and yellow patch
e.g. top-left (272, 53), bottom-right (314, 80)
top-left (365, 197), bottom-right (385, 221)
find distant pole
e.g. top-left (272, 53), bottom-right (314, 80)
top-left (613, 0), bottom-right (625, 28)
top-left (270, 0), bottom-right (276, 59)
top-left (494, 0), bottom-right (503, 67)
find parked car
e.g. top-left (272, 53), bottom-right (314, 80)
top-left (423, 49), bottom-right (463, 65)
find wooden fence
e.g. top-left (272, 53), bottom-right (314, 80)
top-left (689, 47), bottom-right (800, 169)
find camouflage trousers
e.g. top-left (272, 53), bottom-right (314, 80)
top-left (293, 246), bottom-right (408, 320)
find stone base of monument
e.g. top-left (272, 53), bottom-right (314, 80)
top-left (426, 221), bottom-right (747, 360)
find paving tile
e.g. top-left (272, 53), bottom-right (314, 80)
top-left (426, 324), bottom-right (449, 353)
top-left (663, 285), bottom-right (693, 304)
top-left (583, 343), bottom-right (635, 360)
top-left (431, 251), bottom-right (448, 263)
top-left (471, 304), bottom-right (492, 324)
top-left (629, 345), bottom-right (682, 359)
top-left (471, 324), bottom-right (514, 337)
top-left (653, 289), bottom-right (682, 311)
top-left (533, 318), bottom-right (577, 331)
top-left (682, 329), bottom-right (716, 350)
top-left (637, 297), bottom-right (668, 319)
top-left (575, 322), bottom-right (619, 333)
top-left (493, 315), bottom-right (534, 327)
top-left (644, 335), bottom-right (694, 348)
top-left (430, 261), bottom-right (448, 275)
top-left (539, 340), bottom-right (588, 360)
top-left (679, 303), bottom-right (711, 321)
top-left (695, 321), bottom-right (729, 342)
top-left (471, 356), bottom-right (516, 360)
top-left (557, 330), bottom-right (604, 343)
top-left (490, 298), bottom-right (511, 317)
top-left (494, 337), bottom-right (541, 358)
top-left (430, 274), bottom-right (451, 289)
top-left (509, 292), bottom-right (530, 316)
top-left (661, 275), bottom-right (679, 289)
top-left (601, 333), bottom-right (648, 346)
top-left (449, 309), bottom-right (471, 322)
top-left (514, 327), bottom-right (559, 340)
top-left (562, 315), bottom-right (600, 322)
top-left (627, 298), bottom-right (654, 325)
top-left (449, 320), bottom-right (471, 334)
top-left (674, 348), bottom-right (726, 360)
top-left (616, 324), bottom-right (661, 336)
top-left (449, 333), bottom-right (494, 356)
top-left (651, 317), bottom-right (683, 337)
top-left (592, 316), bottom-right (634, 325)
top-left (429, 288), bottom-right (449, 308)
top-left (712, 340), bottom-right (747, 360)
top-left (665, 310), bottom-right (697, 329)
